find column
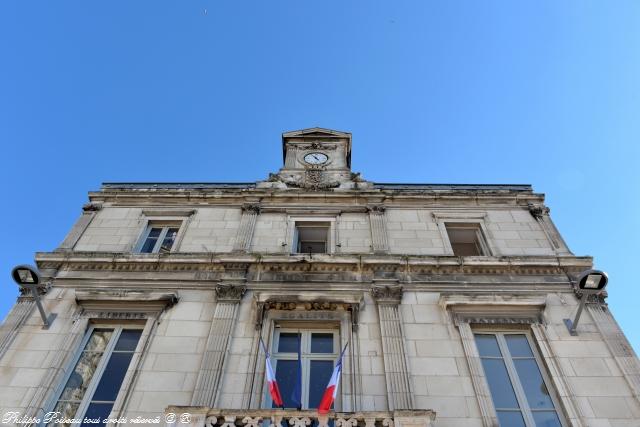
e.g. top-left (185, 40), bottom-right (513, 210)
top-left (57, 203), bottom-right (102, 251)
top-left (0, 291), bottom-right (36, 360)
top-left (371, 285), bottom-right (413, 410)
top-left (192, 284), bottom-right (246, 407)
top-left (456, 321), bottom-right (499, 427)
top-left (368, 206), bottom-right (389, 254)
top-left (233, 204), bottom-right (260, 252)
top-left (284, 145), bottom-right (297, 168)
top-left (588, 301), bottom-right (640, 401)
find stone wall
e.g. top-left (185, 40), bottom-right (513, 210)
top-left (70, 207), bottom-right (562, 257)
top-left (2, 285), bottom-right (639, 426)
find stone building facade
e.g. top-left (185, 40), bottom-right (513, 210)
top-left (1, 128), bottom-right (639, 427)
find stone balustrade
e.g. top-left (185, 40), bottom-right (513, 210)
top-left (163, 408), bottom-right (436, 427)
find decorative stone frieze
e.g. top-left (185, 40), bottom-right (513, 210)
top-left (163, 408), bottom-right (435, 427)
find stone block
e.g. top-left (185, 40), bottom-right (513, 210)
top-left (136, 371), bottom-right (187, 391)
top-left (588, 397), bottom-right (634, 419)
top-left (153, 354), bottom-right (202, 372)
top-left (570, 357), bottom-right (613, 377)
top-left (412, 306), bottom-right (444, 324)
top-left (408, 357), bottom-right (459, 376)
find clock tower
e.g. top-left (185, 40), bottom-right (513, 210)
top-left (258, 127), bottom-right (371, 190)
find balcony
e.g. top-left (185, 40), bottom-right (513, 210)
top-left (163, 408), bottom-right (436, 427)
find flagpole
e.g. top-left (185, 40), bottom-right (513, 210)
top-left (260, 336), bottom-right (285, 409)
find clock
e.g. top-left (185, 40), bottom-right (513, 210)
top-left (304, 152), bottom-right (328, 165)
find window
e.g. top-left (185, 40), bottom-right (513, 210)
top-left (48, 326), bottom-right (143, 426)
top-left (269, 329), bottom-right (339, 410)
top-left (293, 221), bottom-right (330, 254)
top-left (474, 332), bottom-right (563, 427)
top-left (137, 222), bottom-right (181, 253)
top-left (445, 223), bottom-right (488, 256)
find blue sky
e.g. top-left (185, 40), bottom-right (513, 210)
top-left (1, 2), bottom-right (638, 352)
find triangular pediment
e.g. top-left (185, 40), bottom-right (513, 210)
top-left (282, 127), bottom-right (351, 139)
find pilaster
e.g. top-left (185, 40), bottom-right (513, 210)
top-left (456, 321), bottom-right (499, 427)
top-left (528, 203), bottom-right (572, 255)
top-left (26, 308), bottom-right (89, 420)
top-left (57, 202), bottom-right (102, 251)
top-left (233, 204), bottom-right (260, 252)
top-left (192, 284), bottom-right (247, 407)
top-left (0, 293), bottom-right (36, 360)
top-left (588, 302), bottom-right (640, 402)
top-left (371, 285), bottom-right (413, 410)
top-left (368, 206), bottom-right (389, 254)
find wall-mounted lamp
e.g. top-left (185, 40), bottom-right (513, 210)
top-left (564, 269), bottom-right (608, 336)
top-left (11, 264), bottom-right (55, 328)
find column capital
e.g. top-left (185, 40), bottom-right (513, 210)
top-left (371, 284), bottom-right (403, 304)
top-left (215, 284), bottom-right (247, 303)
top-left (241, 203), bottom-right (261, 214)
top-left (367, 205), bottom-right (386, 214)
top-left (528, 202), bottom-right (550, 219)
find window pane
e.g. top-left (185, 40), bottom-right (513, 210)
top-left (159, 228), bottom-right (179, 253)
top-left (91, 352), bottom-right (136, 401)
top-left (84, 329), bottom-right (113, 352)
top-left (278, 333), bottom-right (300, 353)
top-left (513, 359), bottom-right (555, 409)
top-left (474, 334), bottom-right (502, 357)
top-left (496, 411), bottom-right (526, 427)
top-left (58, 329), bottom-right (113, 402)
top-left (308, 360), bottom-right (334, 409)
top-left (480, 358), bottom-right (520, 409)
top-left (299, 241), bottom-right (326, 254)
top-left (275, 360), bottom-right (299, 408)
top-left (59, 351), bottom-right (103, 401)
top-left (140, 228), bottom-right (161, 253)
top-left (532, 411), bottom-right (562, 427)
top-left (311, 333), bottom-right (334, 353)
top-left (48, 401), bottom-right (79, 427)
top-left (505, 335), bottom-right (534, 358)
top-left (81, 402), bottom-right (114, 425)
top-left (451, 242), bottom-right (480, 256)
top-left (114, 330), bottom-right (142, 351)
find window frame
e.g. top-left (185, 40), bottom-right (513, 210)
top-left (287, 216), bottom-right (337, 255)
top-left (134, 219), bottom-right (187, 254)
top-left (444, 222), bottom-right (490, 256)
top-left (473, 329), bottom-right (567, 427)
top-left (433, 212), bottom-right (494, 256)
top-left (45, 323), bottom-right (145, 427)
top-left (263, 325), bottom-right (342, 410)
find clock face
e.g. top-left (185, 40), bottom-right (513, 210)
top-left (304, 152), bottom-right (328, 165)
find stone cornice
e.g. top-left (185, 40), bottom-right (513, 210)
top-left (74, 288), bottom-right (179, 312)
top-left (35, 252), bottom-right (592, 278)
top-left (88, 186), bottom-right (545, 207)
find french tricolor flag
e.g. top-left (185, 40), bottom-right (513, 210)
top-left (318, 342), bottom-right (349, 414)
top-left (260, 337), bottom-right (284, 408)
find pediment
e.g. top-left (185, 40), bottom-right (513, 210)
top-left (282, 127), bottom-right (351, 139)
